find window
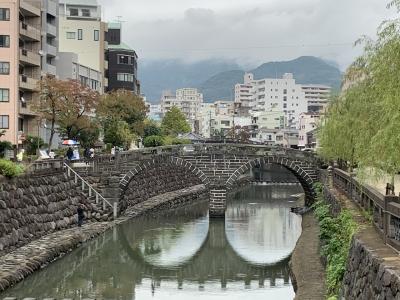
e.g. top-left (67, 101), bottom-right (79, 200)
top-left (81, 9), bottom-right (90, 17)
top-left (0, 35), bottom-right (9, 47)
top-left (94, 30), bottom-right (99, 41)
top-left (0, 62), bottom-right (9, 74)
top-left (69, 8), bottom-right (78, 16)
top-left (0, 88), bottom-right (9, 102)
top-left (0, 115), bottom-right (9, 129)
top-left (77, 29), bottom-right (83, 40)
top-left (117, 73), bottom-right (134, 82)
top-left (0, 8), bottom-right (10, 21)
top-left (283, 89), bottom-right (287, 94)
top-left (118, 55), bottom-right (129, 64)
top-left (66, 32), bottom-right (76, 39)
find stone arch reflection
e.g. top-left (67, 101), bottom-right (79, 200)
top-left (225, 185), bottom-right (303, 266)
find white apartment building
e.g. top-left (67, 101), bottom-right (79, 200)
top-left (298, 112), bottom-right (321, 148)
top-left (251, 128), bottom-right (299, 148)
top-left (251, 110), bottom-right (286, 130)
top-left (161, 88), bottom-right (203, 130)
top-left (58, 0), bottom-right (107, 92)
top-left (195, 103), bottom-right (216, 138)
top-left (302, 84), bottom-right (331, 113)
top-left (235, 73), bottom-right (308, 129)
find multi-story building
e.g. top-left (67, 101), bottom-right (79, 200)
top-left (0, 0), bottom-right (43, 147)
top-left (214, 100), bottom-right (234, 116)
top-left (106, 22), bottom-right (139, 94)
top-left (302, 84), bottom-right (331, 113)
top-left (161, 88), bottom-right (203, 130)
top-left (251, 110), bottom-right (286, 131)
top-left (194, 103), bottom-right (215, 138)
top-left (57, 52), bottom-right (103, 93)
top-left (234, 73), bottom-right (329, 129)
top-left (251, 128), bottom-right (299, 148)
top-left (58, 0), bottom-right (107, 92)
top-left (40, 0), bottom-right (58, 76)
top-left (298, 112), bottom-right (321, 149)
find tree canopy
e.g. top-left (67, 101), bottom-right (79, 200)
top-left (161, 106), bottom-right (191, 136)
top-left (319, 2), bottom-right (400, 177)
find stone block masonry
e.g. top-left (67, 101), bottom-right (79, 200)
top-left (0, 184), bottom-right (207, 293)
top-left (0, 173), bottom-right (105, 255)
top-left (342, 236), bottom-right (400, 299)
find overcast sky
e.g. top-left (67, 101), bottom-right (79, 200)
top-left (98, 0), bottom-right (396, 70)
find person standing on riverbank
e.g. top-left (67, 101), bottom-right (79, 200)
top-left (77, 204), bottom-right (85, 227)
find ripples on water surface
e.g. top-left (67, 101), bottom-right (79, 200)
top-left (1, 185), bottom-right (303, 300)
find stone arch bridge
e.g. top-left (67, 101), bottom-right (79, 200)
top-left (91, 144), bottom-right (319, 217)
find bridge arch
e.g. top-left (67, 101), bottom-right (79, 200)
top-left (225, 156), bottom-right (316, 205)
top-left (119, 156), bottom-right (212, 212)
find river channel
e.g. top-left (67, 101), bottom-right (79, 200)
top-left (1, 183), bottom-right (303, 299)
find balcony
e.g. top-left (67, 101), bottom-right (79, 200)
top-left (20, 1), bottom-right (41, 17)
top-left (46, 64), bottom-right (56, 76)
top-left (46, 22), bottom-right (57, 37)
top-left (19, 49), bottom-right (40, 66)
top-left (104, 60), bottom-right (108, 70)
top-left (20, 22), bottom-right (41, 41)
top-left (20, 75), bottom-right (39, 91)
top-left (46, 44), bottom-right (57, 57)
top-left (19, 103), bottom-right (37, 116)
top-left (47, 0), bottom-right (57, 16)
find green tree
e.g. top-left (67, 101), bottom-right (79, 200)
top-left (103, 120), bottom-right (134, 149)
top-left (319, 0), bottom-right (400, 181)
top-left (143, 119), bottom-right (161, 138)
top-left (98, 89), bottom-right (148, 136)
top-left (161, 107), bottom-right (191, 136)
top-left (143, 135), bottom-right (164, 147)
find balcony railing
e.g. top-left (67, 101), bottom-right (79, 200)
top-left (19, 48), bottom-right (40, 66)
top-left (20, 75), bottom-right (39, 91)
top-left (19, 22), bottom-right (41, 41)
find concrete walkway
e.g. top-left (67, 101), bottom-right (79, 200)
top-left (290, 212), bottom-right (326, 300)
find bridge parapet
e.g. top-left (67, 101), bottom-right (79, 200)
top-left (89, 143), bottom-right (319, 217)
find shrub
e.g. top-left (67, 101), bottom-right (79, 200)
top-left (0, 159), bottom-right (24, 178)
top-left (0, 141), bottom-right (12, 158)
top-left (25, 135), bottom-right (46, 156)
top-left (312, 184), bottom-right (358, 297)
top-left (163, 136), bottom-right (191, 145)
top-left (143, 135), bottom-right (164, 148)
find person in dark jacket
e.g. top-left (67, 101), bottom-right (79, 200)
top-left (77, 204), bottom-right (85, 227)
top-left (66, 147), bottom-right (74, 161)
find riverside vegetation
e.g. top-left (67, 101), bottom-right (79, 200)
top-left (312, 183), bottom-right (358, 299)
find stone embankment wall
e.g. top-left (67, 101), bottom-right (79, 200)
top-left (322, 181), bottom-right (400, 300)
top-left (0, 173), bottom-right (101, 255)
top-left (342, 236), bottom-right (400, 299)
top-left (120, 163), bottom-right (202, 212)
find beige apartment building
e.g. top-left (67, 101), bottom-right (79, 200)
top-left (58, 0), bottom-right (108, 92)
top-left (0, 0), bottom-right (43, 147)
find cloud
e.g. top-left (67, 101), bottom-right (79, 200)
top-left (98, 0), bottom-right (396, 70)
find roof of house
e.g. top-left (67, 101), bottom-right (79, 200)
top-left (108, 42), bottom-right (135, 51)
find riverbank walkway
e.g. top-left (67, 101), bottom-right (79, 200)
top-left (291, 212), bottom-right (326, 300)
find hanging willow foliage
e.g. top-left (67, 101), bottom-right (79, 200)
top-left (319, 2), bottom-right (400, 177)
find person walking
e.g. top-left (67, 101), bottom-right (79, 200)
top-left (77, 204), bottom-right (85, 227)
top-left (66, 147), bottom-right (74, 161)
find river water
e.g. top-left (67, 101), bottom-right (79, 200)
top-left (1, 184), bottom-right (303, 300)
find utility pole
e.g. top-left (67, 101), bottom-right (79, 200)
top-left (209, 111), bottom-right (212, 139)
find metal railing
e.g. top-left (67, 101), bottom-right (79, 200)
top-left (332, 168), bottom-right (400, 251)
top-left (63, 162), bottom-right (118, 219)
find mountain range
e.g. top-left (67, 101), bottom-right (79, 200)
top-left (139, 56), bottom-right (343, 103)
